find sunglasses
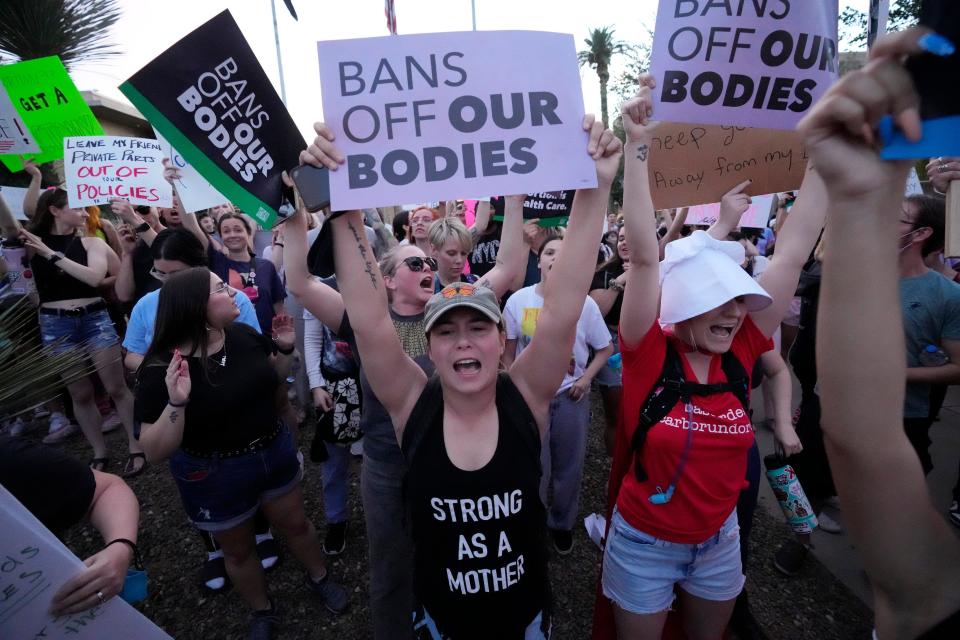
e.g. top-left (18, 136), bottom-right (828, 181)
top-left (401, 256), bottom-right (438, 273)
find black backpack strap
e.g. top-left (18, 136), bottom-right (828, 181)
top-left (719, 349), bottom-right (751, 415)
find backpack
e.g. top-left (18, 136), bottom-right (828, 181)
top-left (630, 341), bottom-right (751, 482)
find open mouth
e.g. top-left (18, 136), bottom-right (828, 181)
top-left (709, 324), bottom-right (735, 338)
top-left (419, 275), bottom-right (434, 290)
top-left (453, 358), bottom-right (481, 373)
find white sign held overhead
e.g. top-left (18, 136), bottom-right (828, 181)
top-left (153, 129), bottom-right (228, 214)
top-left (0, 82), bottom-right (40, 155)
top-left (63, 136), bottom-right (172, 208)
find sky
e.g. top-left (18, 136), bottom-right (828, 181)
top-left (70, 0), bottom-right (872, 143)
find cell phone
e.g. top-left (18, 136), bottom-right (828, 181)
top-left (290, 164), bottom-right (331, 213)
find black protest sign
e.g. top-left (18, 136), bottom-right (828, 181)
top-left (490, 191), bottom-right (576, 227)
top-left (120, 10), bottom-right (303, 227)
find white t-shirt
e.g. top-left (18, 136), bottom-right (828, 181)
top-left (503, 285), bottom-right (610, 393)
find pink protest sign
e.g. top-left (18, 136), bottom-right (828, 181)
top-left (317, 31), bottom-right (597, 210)
top-left (649, 1), bottom-right (839, 130)
top-left (686, 193), bottom-right (776, 229)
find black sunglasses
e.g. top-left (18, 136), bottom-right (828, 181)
top-left (401, 256), bottom-right (438, 272)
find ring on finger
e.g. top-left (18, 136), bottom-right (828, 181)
top-left (96, 590), bottom-right (105, 605)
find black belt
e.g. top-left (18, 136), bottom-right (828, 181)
top-left (180, 422), bottom-right (284, 459)
top-left (40, 300), bottom-right (107, 318)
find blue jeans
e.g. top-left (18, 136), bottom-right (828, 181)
top-left (361, 453), bottom-right (414, 640)
top-left (321, 441), bottom-right (350, 523)
top-left (39, 308), bottom-right (118, 353)
top-left (541, 392), bottom-right (591, 531)
top-left (169, 427), bottom-right (302, 532)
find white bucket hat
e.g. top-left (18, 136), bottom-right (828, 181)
top-left (659, 230), bottom-right (772, 324)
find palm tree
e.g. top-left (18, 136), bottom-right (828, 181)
top-left (578, 27), bottom-right (630, 128)
top-left (0, 0), bottom-right (122, 70)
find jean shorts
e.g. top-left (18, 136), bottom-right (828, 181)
top-left (169, 427), bottom-right (303, 532)
top-left (602, 507), bottom-right (744, 614)
top-left (39, 308), bottom-right (119, 353)
top-left (595, 328), bottom-right (622, 388)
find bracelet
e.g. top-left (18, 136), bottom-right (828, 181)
top-left (105, 538), bottom-right (143, 570)
top-left (273, 242), bottom-right (284, 248)
top-left (168, 398), bottom-right (189, 407)
top-left (134, 221), bottom-right (150, 233)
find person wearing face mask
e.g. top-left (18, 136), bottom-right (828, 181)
top-left (284, 163), bottom-right (524, 638)
top-left (593, 77), bottom-right (825, 640)
top-left (502, 235), bottom-right (614, 556)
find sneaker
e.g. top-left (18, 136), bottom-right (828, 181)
top-left (255, 535), bottom-right (280, 571)
top-left (816, 510), bottom-right (843, 534)
top-left (101, 411), bottom-right (122, 433)
top-left (200, 553), bottom-right (229, 592)
top-left (32, 406), bottom-right (51, 419)
top-left (949, 501), bottom-right (960, 529)
top-left (350, 440), bottom-right (363, 458)
top-left (304, 571), bottom-right (348, 614)
top-left (248, 600), bottom-right (279, 640)
top-left (323, 522), bottom-right (347, 556)
top-left (5, 417), bottom-right (29, 437)
top-left (773, 539), bottom-right (810, 577)
top-left (823, 495), bottom-right (842, 510)
top-left (43, 413), bottom-right (79, 444)
top-left (550, 529), bottom-right (574, 556)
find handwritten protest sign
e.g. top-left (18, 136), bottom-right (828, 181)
top-left (153, 129), bottom-right (227, 213)
top-left (64, 136), bottom-right (172, 208)
top-left (648, 123), bottom-right (807, 210)
top-left (0, 83), bottom-right (40, 155)
top-left (317, 31), bottom-right (596, 210)
top-left (686, 193), bottom-right (776, 229)
top-left (0, 485), bottom-right (171, 639)
top-left (0, 57), bottom-right (103, 172)
top-left (491, 191), bottom-right (577, 227)
top-left (649, 0), bottom-right (838, 130)
top-left (120, 10), bottom-right (303, 228)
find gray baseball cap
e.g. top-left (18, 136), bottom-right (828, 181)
top-left (424, 282), bottom-right (502, 332)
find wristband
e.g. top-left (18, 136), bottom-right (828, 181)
top-left (134, 222), bottom-right (150, 233)
top-left (48, 252), bottom-right (64, 264)
top-left (105, 538), bottom-right (143, 569)
top-left (168, 398), bottom-right (189, 407)
top-left (273, 242), bottom-right (284, 248)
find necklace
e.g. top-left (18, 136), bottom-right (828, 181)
top-left (207, 328), bottom-right (227, 367)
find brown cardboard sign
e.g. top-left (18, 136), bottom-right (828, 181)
top-left (648, 123), bottom-right (808, 210)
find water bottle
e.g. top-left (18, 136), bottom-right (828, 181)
top-left (607, 353), bottom-right (622, 371)
top-left (764, 455), bottom-right (818, 535)
top-left (918, 344), bottom-right (949, 367)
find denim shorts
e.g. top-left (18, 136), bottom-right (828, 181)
top-left (602, 507), bottom-right (744, 614)
top-left (595, 328), bottom-right (621, 388)
top-left (39, 308), bottom-right (119, 354)
top-left (169, 427), bottom-right (303, 532)
top-left (413, 607), bottom-right (549, 639)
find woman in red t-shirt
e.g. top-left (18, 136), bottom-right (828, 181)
top-left (597, 77), bottom-right (827, 640)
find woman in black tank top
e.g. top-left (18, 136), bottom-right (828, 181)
top-left (297, 118), bottom-right (622, 637)
top-left (16, 188), bottom-right (144, 475)
top-left (808, 30), bottom-right (960, 640)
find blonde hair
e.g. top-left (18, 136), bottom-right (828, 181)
top-left (427, 217), bottom-right (473, 252)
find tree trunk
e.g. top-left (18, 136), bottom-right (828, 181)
top-left (599, 66), bottom-right (610, 128)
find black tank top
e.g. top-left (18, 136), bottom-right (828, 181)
top-left (403, 374), bottom-right (549, 639)
top-left (30, 233), bottom-right (101, 303)
top-left (917, 606), bottom-right (960, 639)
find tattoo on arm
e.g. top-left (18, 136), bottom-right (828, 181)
top-left (347, 220), bottom-right (379, 290)
top-left (169, 410), bottom-right (179, 423)
top-left (636, 145), bottom-right (649, 162)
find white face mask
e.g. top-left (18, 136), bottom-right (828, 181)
top-left (898, 229), bottom-right (920, 254)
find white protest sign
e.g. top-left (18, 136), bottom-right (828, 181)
top-left (0, 82), bottom-right (40, 155)
top-left (649, 0), bottom-right (839, 130)
top-left (905, 167), bottom-right (923, 196)
top-left (64, 136), bottom-right (172, 208)
top-left (153, 128), bottom-right (229, 214)
top-left (686, 193), bottom-right (776, 229)
top-left (0, 485), bottom-right (172, 639)
top-left (317, 31), bottom-right (597, 209)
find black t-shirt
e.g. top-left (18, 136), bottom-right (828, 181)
top-left (131, 240), bottom-right (160, 305)
top-left (591, 263), bottom-right (625, 327)
top-left (135, 323), bottom-right (279, 455)
top-left (469, 227), bottom-right (501, 278)
top-left (403, 375), bottom-right (549, 638)
top-left (0, 436), bottom-right (96, 536)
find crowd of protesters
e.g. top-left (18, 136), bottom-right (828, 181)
top-left (1, 26), bottom-right (959, 640)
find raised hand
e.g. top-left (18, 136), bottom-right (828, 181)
top-left (271, 314), bottom-right (296, 351)
top-left (161, 158), bottom-right (183, 186)
top-left (165, 349), bottom-right (191, 406)
top-left (111, 199), bottom-right (143, 227)
top-left (301, 123), bottom-right (345, 171)
top-left (22, 158), bottom-right (41, 180)
top-left (926, 157), bottom-right (960, 194)
top-left (117, 223), bottom-right (138, 255)
top-left (18, 228), bottom-right (54, 259)
top-left (718, 180), bottom-right (753, 226)
top-left (582, 114), bottom-right (623, 186)
top-left (620, 75), bottom-right (659, 144)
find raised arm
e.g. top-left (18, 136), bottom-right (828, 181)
top-left (804, 31), bottom-right (960, 636)
top-left (162, 160), bottom-right (210, 252)
top-left (22, 159), bottom-right (41, 218)
top-left (475, 194), bottom-right (524, 299)
top-left (282, 196), bottom-right (345, 332)
top-left (618, 78), bottom-right (662, 347)
top-left (706, 181), bottom-right (752, 240)
top-left (657, 207), bottom-right (688, 259)
top-left (750, 165), bottom-right (826, 337)
top-left (300, 123), bottom-right (426, 434)
top-left (509, 115), bottom-right (621, 422)
top-left (0, 190), bottom-right (21, 239)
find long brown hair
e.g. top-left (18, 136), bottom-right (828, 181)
top-left (143, 267), bottom-right (216, 381)
top-left (29, 188), bottom-right (69, 235)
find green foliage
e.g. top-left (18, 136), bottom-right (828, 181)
top-left (840, 0), bottom-right (922, 49)
top-left (578, 26), bottom-right (631, 128)
top-left (0, 0), bottom-right (122, 69)
top-left (0, 296), bottom-right (97, 419)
